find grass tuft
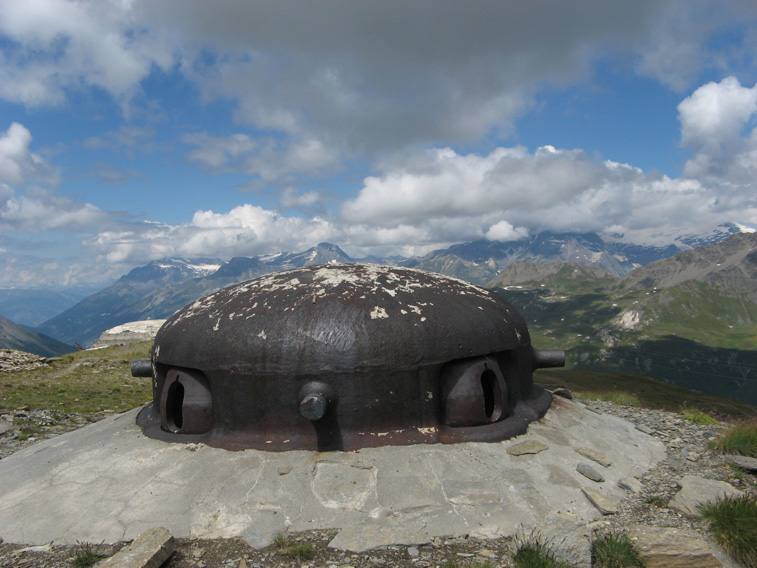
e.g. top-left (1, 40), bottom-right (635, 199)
top-left (512, 532), bottom-right (575, 568)
top-left (574, 391), bottom-right (641, 407)
top-left (286, 542), bottom-right (313, 560)
top-left (271, 533), bottom-right (314, 560)
top-left (699, 494), bottom-right (757, 567)
top-left (709, 420), bottom-right (757, 457)
top-left (71, 541), bottom-right (105, 567)
top-left (272, 532), bottom-right (289, 550)
top-left (680, 410), bottom-right (720, 425)
top-left (591, 533), bottom-right (645, 568)
top-left (644, 495), bottom-right (667, 507)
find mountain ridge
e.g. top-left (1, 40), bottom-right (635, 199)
top-left (0, 315), bottom-right (73, 357)
top-left (32, 227), bottom-right (752, 348)
top-left (486, 232), bottom-right (757, 403)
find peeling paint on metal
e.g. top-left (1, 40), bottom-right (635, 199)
top-left (369, 306), bottom-right (389, 319)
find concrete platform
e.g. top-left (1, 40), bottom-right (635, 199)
top-left (0, 397), bottom-right (665, 550)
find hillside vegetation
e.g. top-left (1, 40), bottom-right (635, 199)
top-left (0, 315), bottom-right (73, 357)
top-left (1, 341), bottom-right (754, 421)
top-left (490, 233), bottom-right (757, 404)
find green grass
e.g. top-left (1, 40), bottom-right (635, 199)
top-left (644, 495), bottom-right (667, 507)
top-left (271, 532), bottom-right (314, 560)
top-left (699, 494), bottom-right (757, 567)
top-left (272, 532), bottom-right (289, 550)
top-left (71, 541), bottom-right (105, 567)
top-left (511, 533), bottom-right (575, 568)
top-left (709, 420), bottom-right (757, 457)
top-left (0, 342), bottom-right (152, 415)
top-left (285, 542), bottom-right (313, 560)
top-left (573, 391), bottom-right (641, 407)
top-left (535, 369), bottom-right (757, 419)
top-left (681, 410), bottom-right (720, 425)
top-left (591, 533), bottom-right (645, 568)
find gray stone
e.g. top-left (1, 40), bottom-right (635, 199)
top-left (669, 474), bottom-right (742, 516)
top-left (97, 527), bottom-right (175, 568)
top-left (618, 477), bottom-right (643, 493)
top-left (241, 528), bottom-right (279, 549)
top-left (535, 513), bottom-right (592, 568)
top-left (630, 526), bottom-right (725, 567)
top-left (576, 463), bottom-right (604, 482)
top-left (575, 447), bottom-right (611, 467)
top-left (726, 454), bottom-right (757, 472)
top-left (581, 488), bottom-right (617, 515)
top-left (636, 424), bottom-right (655, 435)
top-left (328, 522), bottom-right (430, 552)
top-left (0, 349), bottom-right (48, 372)
top-left (507, 440), bottom-right (548, 456)
top-left (0, 398), bottom-right (666, 547)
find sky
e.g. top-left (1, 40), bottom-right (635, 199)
top-left (1, 0), bottom-right (756, 289)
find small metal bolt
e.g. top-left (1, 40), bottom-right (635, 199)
top-left (300, 393), bottom-right (328, 421)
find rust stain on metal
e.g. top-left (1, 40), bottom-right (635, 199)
top-left (136, 263), bottom-right (564, 451)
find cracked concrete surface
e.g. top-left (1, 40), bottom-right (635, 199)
top-left (0, 397), bottom-right (665, 551)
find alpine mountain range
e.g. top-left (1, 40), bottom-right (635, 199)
top-left (1, 224), bottom-right (756, 405)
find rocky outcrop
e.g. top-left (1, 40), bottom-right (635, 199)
top-left (630, 526), bottom-right (726, 567)
top-left (97, 527), bottom-right (174, 568)
top-left (91, 320), bottom-right (166, 348)
top-left (0, 349), bottom-right (53, 372)
top-left (669, 474), bottom-right (743, 516)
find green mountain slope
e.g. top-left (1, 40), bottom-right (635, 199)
top-left (489, 233), bottom-right (757, 405)
top-left (0, 315), bottom-right (74, 357)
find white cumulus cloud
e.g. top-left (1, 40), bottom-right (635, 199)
top-left (184, 132), bottom-right (340, 186)
top-left (0, 122), bottom-right (111, 233)
top-left (0, 0), bottom-right (174, 109)
top-left (678, 76), bottom-right (757, 183)
top-left (86, 205), bottom-right (338, 264)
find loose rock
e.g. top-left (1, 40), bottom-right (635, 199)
top-left (582, 488), bottom-right (617, 515)
top-left (575, 447), bottom-right (612, 468)
top-left (576, 463), bottom-right (605, 482)
top-left (97, 527), bottom-right (175, 568)
top-left (725, 454), bottom-right (757, 473)
top-left (668, 474), bottom-right (742, 516)
top-left (506, 440), bottom-right (548, 456)
top-left (630, 526), bottom-right (725, 568)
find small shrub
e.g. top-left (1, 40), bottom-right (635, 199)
top-left (71, 541), bottom-right (105, 567)
top-left (728, 462), bottom-right (745, 479)
top-left (592, 533), bottom-right (645, 568)
top-left (512, 532), bottom-right (575, 568)
top-left (575, 391), bottom-right (641, 407)
top-left (271, 533), bottom-right (314, 561)
top-left (272, 532), bottom-right (289, 550)
top-left (709, 421), bottom-right (757, 458)
top-left (286, 542), bottom-right (313, 560)
top-left (644, 495), bottom-right (667, 507)
top-left (699, 494), bottom-right (757, 567)
top-left (681, 410), bottom-right (719, 425)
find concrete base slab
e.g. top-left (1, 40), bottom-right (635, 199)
top-left (0, 397), bottom-right (665, 549)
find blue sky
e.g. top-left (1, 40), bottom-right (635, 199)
top-left (1, 0), bottom-right (756, 289)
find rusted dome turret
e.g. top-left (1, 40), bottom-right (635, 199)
top-left (136, 263), bottom-right (563, 451)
